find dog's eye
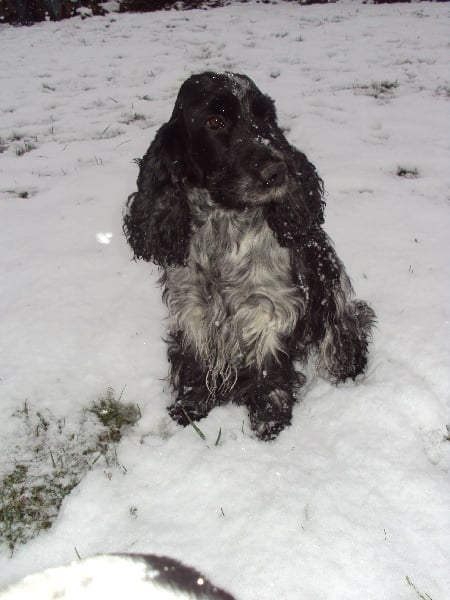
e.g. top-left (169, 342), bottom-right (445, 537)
top-left (207, 116), bottom-right (226, 130)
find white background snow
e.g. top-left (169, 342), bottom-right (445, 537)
top-left (0, 1), bottom-right (449, 598)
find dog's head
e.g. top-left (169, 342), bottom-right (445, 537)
top-left (124, 72), bottom-right (325, 266)
top-left (170, 72), bottom-right (292, 208)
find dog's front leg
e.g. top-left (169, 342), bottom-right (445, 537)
top-left (232, 355), bottom-right (304, 441)
top-left (166, 331), bottom-right (218, 426)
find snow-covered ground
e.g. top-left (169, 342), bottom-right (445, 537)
top-left (1, 1), bottom-right (449, 598)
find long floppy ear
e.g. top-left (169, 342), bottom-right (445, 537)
top-left (123, 117), bottom-right (191, 268)
top-left (266, 147), bottom-right (325, 247)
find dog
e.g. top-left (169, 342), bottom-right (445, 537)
top-left (123, 72), bottom-right (375, 440)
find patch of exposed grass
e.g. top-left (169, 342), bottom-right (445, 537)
top-left (15, 140), bottom-right (37, 156)
top-left (9, 132), bottom-right (23, 142)
top-left (88, 386), bottom-right (141, 444)
top-left (120, 112), bottom-right (147, 125)
top-left (397, 166), bottom-right (419, 179)
top-left (41, 82), bottom-right (56, 92)
top-left (354, 80), bottom-right (399, 99)
top-left (0, 389), bottom-right (140, 555)
top-left (435, 84), bottom-right (450, 98)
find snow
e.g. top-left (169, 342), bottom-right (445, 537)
top-left (1, 1), bottom-right (449, 598)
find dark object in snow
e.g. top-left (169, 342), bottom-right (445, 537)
top-left (373, 0), bottom-right (411, 4)
top-left (396, 166), bottom-right (419, 179)
top-left (119, 0), bottom-right (331, 12)
top-left (0, 0), bottom-right (105, 24)
top-left (120, 0), bottom-right (227, 12)
top-left (124, 72), bottom-right (376, 441)
top-left (0, 553), bottom-right (236, 599)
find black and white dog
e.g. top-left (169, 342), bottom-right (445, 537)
top-left (124, 72), bottom-right (375, 440)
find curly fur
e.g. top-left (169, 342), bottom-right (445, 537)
top-left (124, 72), bottom-right (375, 440)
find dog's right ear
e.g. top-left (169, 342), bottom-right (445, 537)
top-left (123, 117), bottom-right (191, 268)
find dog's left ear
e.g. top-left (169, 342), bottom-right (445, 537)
top-left (123, 115), bottom-right (191, 268)
top-left (267, 147), bottom-right (325, 247)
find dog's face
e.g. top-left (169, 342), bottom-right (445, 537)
top-left (172, 72), bottom-right (293, 209)
top-left (124, 72), bottom-right (325, 267)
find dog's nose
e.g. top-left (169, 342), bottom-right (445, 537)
top-left (260, 161), bottom-right (287, 188)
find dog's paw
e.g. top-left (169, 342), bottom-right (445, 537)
top-left (248, 387), bottom-right (294, 441)
top-left (321, 299), bottom-right (376, 383)
top-left (167, 402), bottom-right (191, 426)
top-left (167, 401), bottom-right (206, 426)
top-left (251, 418), bottom-right (287, 441)
top-left (167, 386), bottom-right (214, 426)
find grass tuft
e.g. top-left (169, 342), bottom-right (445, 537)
top-left (15, 140), bottom-right (37, 156)
top-left (397, 166), bottom-right (419, 179)
top-left (353, 80), bottom-right (398, 99)
top-left (88, 386), bottom-right (141, 444)
top-left (120, 112), bottom-right (146, 125)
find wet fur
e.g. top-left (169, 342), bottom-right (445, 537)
top-left (124, 72), bottom-right (375, 440)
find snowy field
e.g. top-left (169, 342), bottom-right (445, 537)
top-left (0, 1), bottom-right (449, 598)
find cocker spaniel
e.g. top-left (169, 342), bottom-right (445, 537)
top-left (124, 72), bottom-right (375, 440)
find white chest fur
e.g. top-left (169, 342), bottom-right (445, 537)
top-left (165, 206), bottom-right (304, 381)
